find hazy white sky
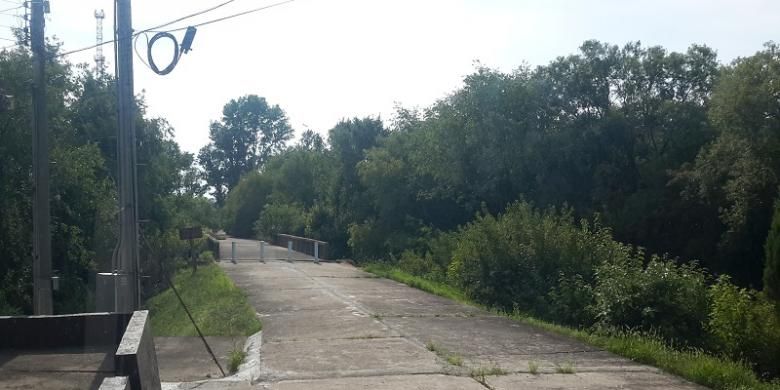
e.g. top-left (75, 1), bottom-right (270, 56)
top-left (4, 0), bottom-right (779, 153)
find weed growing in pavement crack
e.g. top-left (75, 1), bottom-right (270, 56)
top-left (470, 364), bottom-right (506, 388)
top-left (228, 348), bottom-right (247, 374)
top-left (426, 340), bottom-right (465, 367)
top-left (554, 360), bottom-right (576, 374)
top-left (528, 360), bottom-right (540, 375)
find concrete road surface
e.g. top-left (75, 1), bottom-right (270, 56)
top-left (216, 237), bottom-right (703, 389)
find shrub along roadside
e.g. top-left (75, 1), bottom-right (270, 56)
top-left (366, 200), bottom-right (780, 383)
top-left (146, 263), bottom-right (261, 337)
top-left (363, 264), bottom-right (780, 390)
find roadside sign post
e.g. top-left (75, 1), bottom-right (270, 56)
top-left (231, 241), bottom-right (237, 264)
top-left (259, 241), bottom-right (265, 263)
top-left (178, 227), bottom-right (203, 273)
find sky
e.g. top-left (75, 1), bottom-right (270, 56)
top-left (3, 0), bottom-right (778, 153)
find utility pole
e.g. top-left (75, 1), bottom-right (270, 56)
top-left (116, 0), bottom-right (139, 312)
top-left (31, 0), bottom-right (52, 315)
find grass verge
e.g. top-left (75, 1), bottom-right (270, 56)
top-left (362, 263), bottom-right (780, 390)
top-left (146, 263), bottom-right (261, 337)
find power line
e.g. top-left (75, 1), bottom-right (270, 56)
top-left (141, 0), bottom-right (236, 33)
top-left (159, 0), bottom-right (295, 33)
top-left (56, 0), bottom-right (295, 58)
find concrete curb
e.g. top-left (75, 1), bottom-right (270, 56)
top-left (160, 329), bottom-right (264, 389)
top-left (234, 329), bottom-right (266, 383)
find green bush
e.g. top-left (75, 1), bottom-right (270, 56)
top-left (397, 250), bottom-right (444, 281)
top-left (223, 172), bottom-right (273, 238)
top-left (347, 219), bottom-right (387, 261)
top-left (547, 273), bottom-right (596, 326)
top-left (253, 202), bottom-right (306, 241)
top-left (447, 202), bottom-right (629, 321)
top-left (591, 255), bottom-right (711, 346)
top-left (198, 250), bottom-right (216, 264)
top-left (708, 276), bottom-right (780, 378)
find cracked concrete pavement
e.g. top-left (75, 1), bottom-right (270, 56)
top-left (213, 237), bottom-right (704, 389)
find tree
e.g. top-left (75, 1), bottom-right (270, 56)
top-left (765, 198), bottom-right (780, 302)
top-left (328, 117), bottom-right (387, 255)
top-left (223, 171), bottom-right (273, 238)
top-left (299, 129), bottom-right (325, 152)
top-left (674, 43), bottom-right (780, 286)
top-left (198, 95), bottom-right (293, 205)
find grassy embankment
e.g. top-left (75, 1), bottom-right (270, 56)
top-left (362, 263), bottom-right (780, 390)
top-left (146, 263), bottom-right (261, 337)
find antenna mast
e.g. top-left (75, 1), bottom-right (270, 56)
top-left (94, 9), bottom-right (105, 73)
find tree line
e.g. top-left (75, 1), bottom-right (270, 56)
top-left (0, 43), bottom-right (212, 314)
top-left (215, 40), bottom-right (779, 293)
top-left (210, 41), bottom-right (780, 378)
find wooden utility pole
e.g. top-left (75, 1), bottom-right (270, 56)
top-left (31, 0), bottom-right (52, 315)
top-left (116, 0), bottom-right (139, 312)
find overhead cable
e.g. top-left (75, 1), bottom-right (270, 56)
top-left (57, 0), bottom-right (295, 58)
top-left (157, 0), bottom-right (295, 33)
top-left (140, 0), bottom-right (236, 33)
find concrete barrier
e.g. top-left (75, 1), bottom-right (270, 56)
top-left (0, 310), bottom-right (160, 390)
top-left (0, 312), bottom-right (132, 349)
top-left (99, 376), bottom-right (130, 390)
top-left (115, 310), bottom-right (161, 390)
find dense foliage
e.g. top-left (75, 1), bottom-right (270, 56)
top-left (224, 41), bottom-right (779, 289)
top-left (198, 95), bottom-right (293, 205)
top-left (765, 200), bottom-right (780, 302)
top-left (0, 43), bottom-right (217, 314)
top-left (219, 41), bottom-right (780, 379)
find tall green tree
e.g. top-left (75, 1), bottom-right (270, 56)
top-left (198, 95), bottom-right (293, 205)
top-left (675, 42), bottom-right (780, 286)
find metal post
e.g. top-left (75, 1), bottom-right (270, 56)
top-left (115, 0), bottom-right (139, 312)
top-left (31, 0), bottom-right (52, 315)
top-left (314, 242), bottom-right (319, 263)
top-left (259, 241), bottom-right (265, 263)
top-left (231, 241), bottom-right (236, 263)
top-left (287, 241), bottom-right (292, 262)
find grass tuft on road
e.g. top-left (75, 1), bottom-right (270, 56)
top-left (146, 263), bottom-right (261, 337)
top-left (363, 263), bottom-right (780, 390)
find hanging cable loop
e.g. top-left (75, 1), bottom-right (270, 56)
top-left (147, 31), bottom-right (180, 75)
